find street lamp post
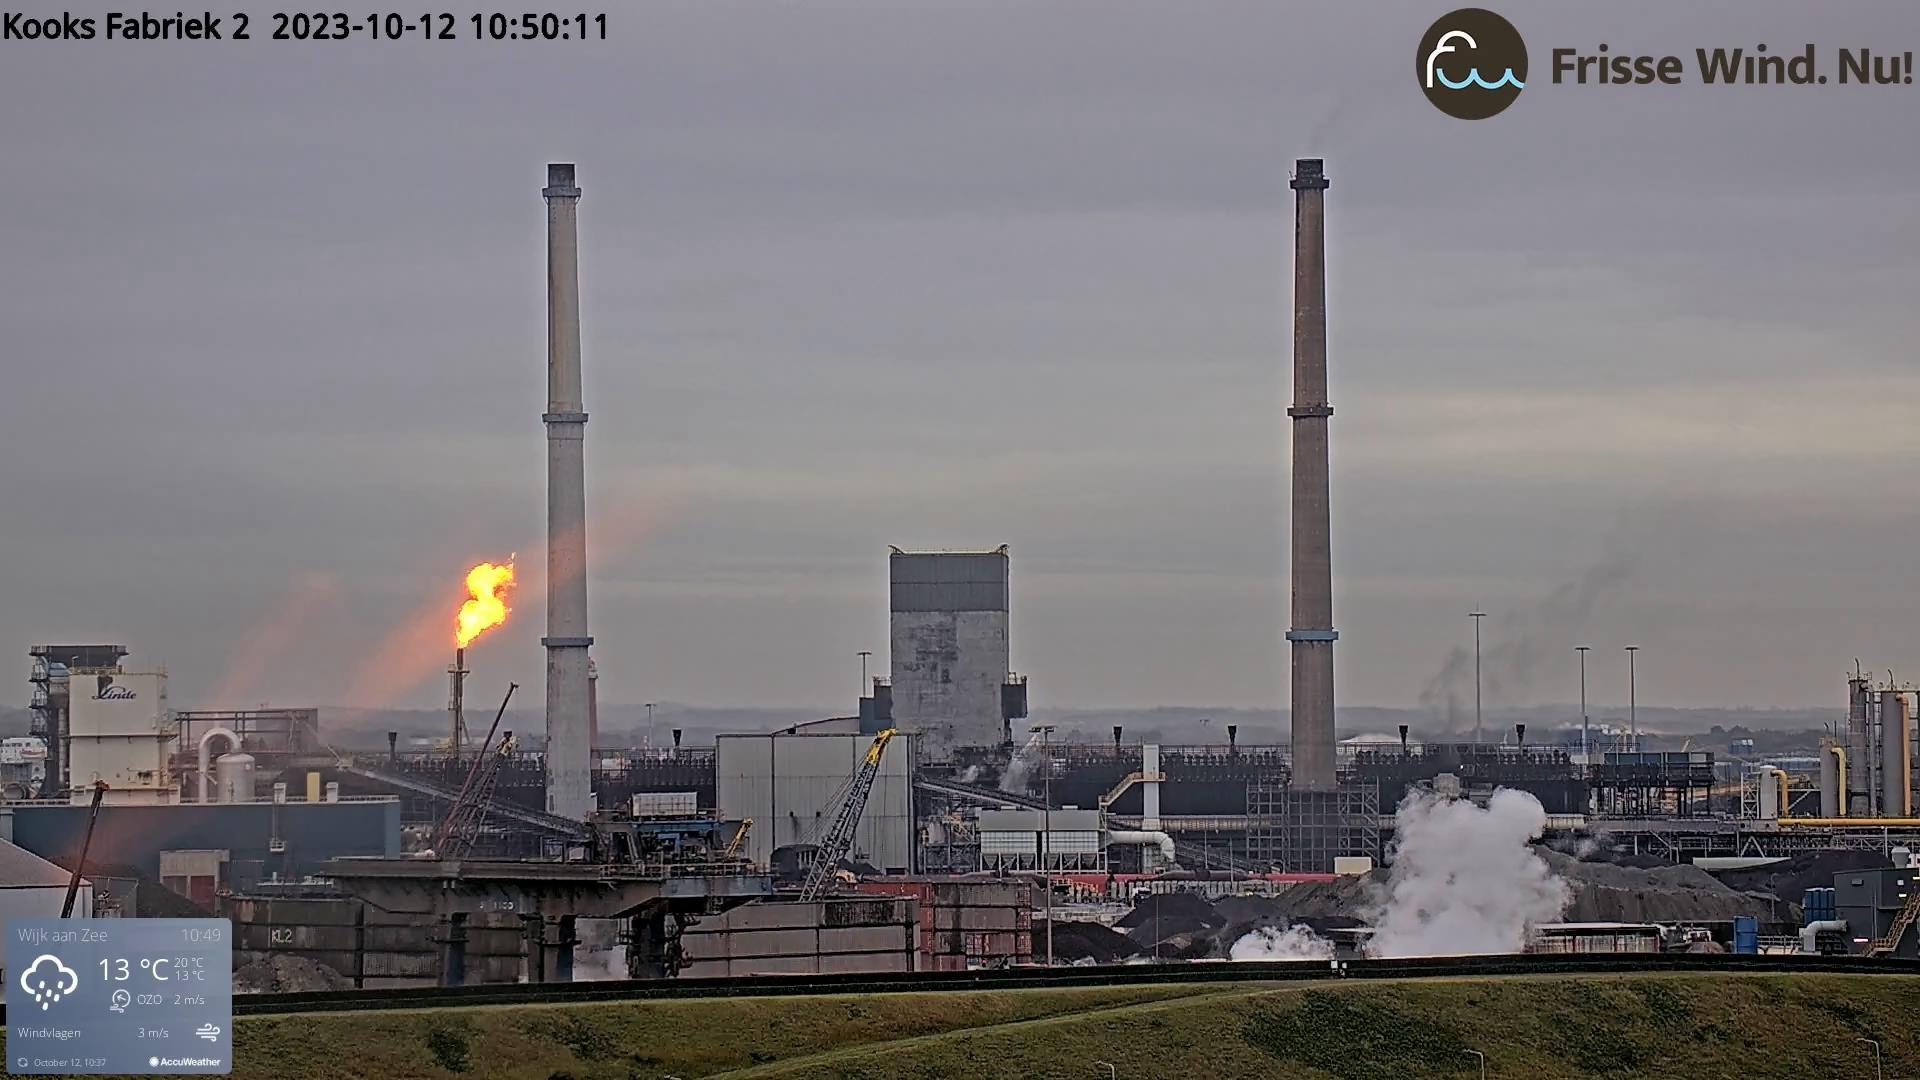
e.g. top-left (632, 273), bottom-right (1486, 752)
top-left (1576, 646), bottom-right (1591, 763)
top-left (1470, 612), bottom-right (1488, 745)
top-left (1032, 723), bottom-right (1057, 966)
top-left (1857, 1037), bottom-right (1882, 1080)
top-left (1624, 646), bottom-right (1639, 752)
top-left (1465, 1049), bottom-right (1486, 1079)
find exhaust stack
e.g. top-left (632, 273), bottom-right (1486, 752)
top-left (542, 163), bottom-right (593, 819)
top-left (1287, 158), bottom-right (1337, 792)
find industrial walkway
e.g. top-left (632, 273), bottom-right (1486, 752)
top-left (915, 777), bottom-right (1266, 873)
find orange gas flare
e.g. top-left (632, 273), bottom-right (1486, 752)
top-left (454, 559), bottom-right (516, 648)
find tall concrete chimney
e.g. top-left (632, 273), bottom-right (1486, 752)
top-left (542, 163), bottom-right (593, 819)
top-left (1287, 158), bottom-right (1337, 792)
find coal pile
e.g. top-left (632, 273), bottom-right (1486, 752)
top-left (233, 954), bottom-right (351, 993)
top-left (1036, 921), bottom-right (1139, 963)
top-left (1538, 849), bottom-right (1775, 923)
top-left (1118, 892), bottom-right (1224, 952)
top-left (1711, 850), bottom-right (1891, 921)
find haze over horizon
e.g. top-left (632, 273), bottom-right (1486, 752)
top-left (3, 1), bottom-right (1913, 716)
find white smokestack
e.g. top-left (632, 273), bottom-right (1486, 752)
top-left (542, 163), bottom-right (593, 819)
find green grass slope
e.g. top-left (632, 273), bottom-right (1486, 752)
top-left (96, 973), bottom-right (1920, 1079)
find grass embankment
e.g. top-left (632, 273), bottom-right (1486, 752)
top-left (153, 974), bottom-right (1920, 1078)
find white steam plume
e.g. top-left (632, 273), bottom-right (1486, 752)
top-left (572, 918), bottom-right (628, 981)
top-left (1229, 924), bottom-right (1334, 961)
top-left (1366, 788), bottom-right (1569, 957)
top-left (1000, 729), bottom-right (1044, 793)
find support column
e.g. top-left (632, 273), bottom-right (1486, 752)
top-left (626, 910), bottom-right (670, 979)
top-left (439, 913), bottom-right (468, 987)
top-left (544, 915), bottom-right (578, 983)
top-left (521, 914), bottom-right (546, 984)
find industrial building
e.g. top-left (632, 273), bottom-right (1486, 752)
top-left (20, 155), bottom-right (1920, 989)
top-left (888, 546), bottom-right (1028, 758)
top-left (715, 731), bottom-right (917, 872)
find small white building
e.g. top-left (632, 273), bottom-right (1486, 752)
top-left (66, 668), bottom-right (177, 804)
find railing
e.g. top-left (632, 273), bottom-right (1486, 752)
top-left (1869, 888), bottom-right (1920, 956)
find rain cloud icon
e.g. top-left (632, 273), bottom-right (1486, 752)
top-left (19, 954), bottom-right (79, 1010)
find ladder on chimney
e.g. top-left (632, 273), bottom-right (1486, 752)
top-left (1867, 887), bottom-right (1920, 957)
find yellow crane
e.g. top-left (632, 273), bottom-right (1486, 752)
top-left (724, 818), bottom-right (753, 858)
top-left (799, 728), bottom-right (896, 902)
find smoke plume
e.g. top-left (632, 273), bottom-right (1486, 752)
top-left (1419, 542), bottom-right (1634, 731)
top-left (1000, 729), bottom-right (1044, 793)
top-left (1229, 924), bottom-right (1334, 961)
top-left (572, 918), bottom-right (627, 981)
top-left (1365, 788), bottom-right (1569, 957)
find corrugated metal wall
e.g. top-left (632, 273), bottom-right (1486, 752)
top-left (714, 733), bottom-right (916, 872)
top-left (889, 551), bottom-right (1009, 613)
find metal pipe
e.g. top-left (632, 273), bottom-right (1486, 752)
top-left (1108, 829), bottom-right (1178, 864)
top-left (1821, 744), bottom-right (1847, 818)
top-left (1471, 612), bottom-right (1486, 745)
top-left (1778, 817), bottom-right (1920, 826)
top-left (196, 726), bottom-right (240, 803)
top-left (1576, 646), bottom-right (1590, 762)
top-left (448, 646), bottom-right (467, 760)
top-left (1039, 723), bottom-right (1053, 966)
top-left (1801, 919), bottom-right (1846, 954)
top-left (1625, 646), bottom-right (1640, 751)
top-left (1142, 743), bottom-right (1162, 832)
top-left (541, 162), bottom-right (593, 819)
top-left (1286, 157), bottom-right (1338, 792)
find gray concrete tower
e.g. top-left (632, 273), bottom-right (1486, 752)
top-left (542, 163), bottom-right (593, 818)
top-left (1287, 158), bottom-right (1337, 792)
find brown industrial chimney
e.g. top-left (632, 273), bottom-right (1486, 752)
top-left (1287, 158), bottom-right (1337, 793)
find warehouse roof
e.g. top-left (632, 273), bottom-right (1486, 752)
top-left (0, 839), bottom-right (82, 889)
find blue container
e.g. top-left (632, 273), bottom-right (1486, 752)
top-left (1732, 915), bottom-right (1759, 954)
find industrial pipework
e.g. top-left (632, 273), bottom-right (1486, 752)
top-left (196, 726), bottom-right (239, 803)
top-left (1286, 158), bottom-right (1337, 792)
top-left (1882, 689), bottom-right (1911, 817)
top-left (1819, 743), bottom-right (1848, 818)
top-left (1107, 829), bottom-right (1177, 866)
top-left (541, 162), bottom-right (594, 820)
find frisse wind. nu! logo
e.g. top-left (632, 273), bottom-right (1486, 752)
top-left (1419, 9), bottom-right (1529, 119)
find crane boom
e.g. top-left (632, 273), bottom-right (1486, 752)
top-left (62, 781), bottom-right (108, 918)
top-left (433, 683), bottom-right (518, 858)
top-left (799, 728), bottom-right (896, 902)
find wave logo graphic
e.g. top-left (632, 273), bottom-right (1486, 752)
top-left (1428, 33), bottom-right (1526, 89)
top-left (1418, 9), bottom-right (1528, 119)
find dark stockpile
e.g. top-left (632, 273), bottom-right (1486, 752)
top-left (1709, 850), bottom-right (1892, 921)
top-left (1118, 892), bottom-right (1225, 955)
top-left (1035, 921), bottom-right (1139, 963)
top-left (232, 954), bottom-right (352, 993)
top-left (1537, 850), bottom-right (1777, 923)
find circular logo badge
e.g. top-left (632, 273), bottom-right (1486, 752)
top-left (1417, 9), bottom-right (1528, 119)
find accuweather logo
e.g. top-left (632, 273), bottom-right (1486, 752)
top-left (1419, 8), bottom-right (1529, 118)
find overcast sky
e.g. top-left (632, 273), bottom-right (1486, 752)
top-left (2, 1), bottom-right (1915, 716)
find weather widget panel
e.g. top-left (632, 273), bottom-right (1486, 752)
top-left (6, 919), bottom-right (232, 1075)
